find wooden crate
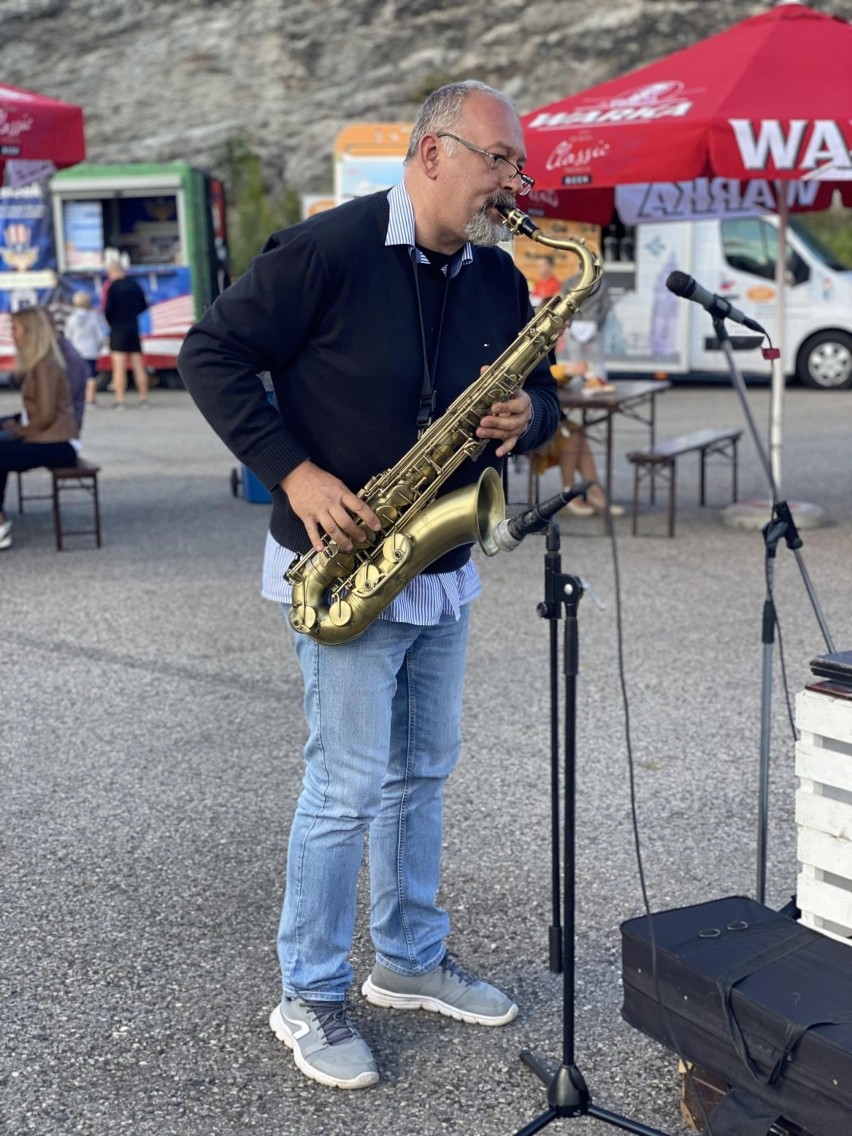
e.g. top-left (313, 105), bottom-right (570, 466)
top-left (795, 688), bottom-right (852, 942)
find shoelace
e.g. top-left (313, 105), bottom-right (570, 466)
top-left (309, 1001), bottom-right (359, 1047)
top-left (440, 952), bottom-right (476, 988)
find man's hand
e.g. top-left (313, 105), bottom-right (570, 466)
top-left (281, 460), bottom-right (382, 552)
top-left (476, 387), bottom-right (532, 457)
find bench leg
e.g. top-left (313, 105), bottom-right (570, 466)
top-left (93, 476), bottom-right (102, 547)
top-left (631, 465), bottom-right (639, 536)
top-left (667, 459), bottom-right (677, 537)
top-left (51, 471), bottom-right (102, 551)
top-left (52, 476), bottom-right (63, 551)
top-left (732, 438), bottom-right (739, 503)
top-left (699, 450), bottom-right (707, 507)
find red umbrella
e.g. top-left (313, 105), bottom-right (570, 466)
top-left (0, 83), bottom-right (85, 179)
top-left (521, 1), bottom-right (852, 488)
top-left (523, 2), bottom-right (852, 202)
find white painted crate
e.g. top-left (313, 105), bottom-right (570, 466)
top-left (795, 687), bottom-right (852, 943)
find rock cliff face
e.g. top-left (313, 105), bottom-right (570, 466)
top-left (2, 0), bottom-right (852, 193)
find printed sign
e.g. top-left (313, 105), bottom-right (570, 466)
top-left (334, 124), bottom-right (412, 204)
top-left (616, 178), bottom-right (834, 224)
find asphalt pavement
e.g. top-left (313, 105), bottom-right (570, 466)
top-left (3, 378), bottom-right (851, 1136)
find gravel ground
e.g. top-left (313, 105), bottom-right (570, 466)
top-left (3, 379), bottom-right (851, 1136)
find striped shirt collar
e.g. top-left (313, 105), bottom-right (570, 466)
top-left (385, 181), bottom-right (473, 277)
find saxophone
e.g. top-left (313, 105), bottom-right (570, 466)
top-left (287, 205), bottom-right (603, 644)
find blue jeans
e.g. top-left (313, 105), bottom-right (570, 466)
top-left (278, 607), bottom-right (471, 1001)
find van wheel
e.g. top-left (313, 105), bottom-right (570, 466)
top-left (797, 331), bottom-right (852, 389)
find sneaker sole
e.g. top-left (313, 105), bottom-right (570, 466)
top-left (268, 1004), bottom-right (379, 1090)
top-left (361, 976), bottom-right (518, 1027)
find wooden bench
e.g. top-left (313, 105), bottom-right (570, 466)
top-left (15, 460), bottom-right (102, 551)
top-left (625, 427), bottom-right (741, 537)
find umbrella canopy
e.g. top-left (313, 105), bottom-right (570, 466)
top-left (521, 1), bottom-right (852, 493)
top-left (0, 83), bottom-right (85, 179)
top-left (523, 2), bottom-right (852, 199)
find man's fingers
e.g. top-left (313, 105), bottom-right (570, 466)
top-left (495, 436), bottom-right (517, 458)
top-left (344, 493), bottom-right (382, 532)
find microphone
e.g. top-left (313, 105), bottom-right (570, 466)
top-left (666, 270), bottom-right (766, 334)
top-left (492, 480), bottom-right (594, 552)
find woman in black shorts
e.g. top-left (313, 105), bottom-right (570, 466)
top-left (104, 251), bottom-right (150, 409)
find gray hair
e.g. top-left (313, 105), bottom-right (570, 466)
top-left (404, 80), bottom-right (515, 163)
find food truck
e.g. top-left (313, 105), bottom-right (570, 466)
top-left (521, 182), bottom-right (852, 390)
top-left (0, 161), bottom-right (227, 379)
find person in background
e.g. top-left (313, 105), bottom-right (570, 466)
top-left (103, 250), bottom-right (150, 409)
top-left (557, 270), bottom-right (610, 381)
top-left (65, 291), bottom-right (106, 410)
top-left (45, 308), bottom-right (88, 431)
top-left (529, 253), bottom-right (561, 308)
top-left (0, 307), bottom-right (79, 550)
top-left (528, 360), bottom-right (625, 518)
top-left (177, 80), bottom-right (560, 1090)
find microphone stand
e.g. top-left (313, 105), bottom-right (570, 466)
top-left (514, 522), bottom-right (670, 1136)
top-left (712, 316), bottom-right (834, 903)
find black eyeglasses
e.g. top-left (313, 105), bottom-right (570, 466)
top-left (437, 132), bottom-right (535, 195)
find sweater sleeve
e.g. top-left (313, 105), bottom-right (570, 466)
top-left (178, 232), bottom-right (326, 489)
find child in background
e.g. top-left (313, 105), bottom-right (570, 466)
top-left (64, 291), bottom-right (106, 408)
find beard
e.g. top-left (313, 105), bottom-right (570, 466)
top-left (464, 193), bottom-right (515, 247)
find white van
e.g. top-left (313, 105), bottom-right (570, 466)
top-left (602, 214), bottom-right (852, 389)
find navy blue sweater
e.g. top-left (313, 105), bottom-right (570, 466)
top-left (178, 190), bottom-right (560, 567)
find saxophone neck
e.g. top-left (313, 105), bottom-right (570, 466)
top-left (497, 203), bottom-right (602, 299)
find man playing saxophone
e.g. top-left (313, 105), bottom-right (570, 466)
top-left (178, 80), bottom-right (560, 1090)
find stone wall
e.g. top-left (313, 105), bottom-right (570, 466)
top-left (2, 0), bottom-right (852, 193)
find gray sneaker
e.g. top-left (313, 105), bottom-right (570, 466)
top-left (269, 996), bottom-right (379, 1089)
top-left (361, 952), bottom-right (518, 1026)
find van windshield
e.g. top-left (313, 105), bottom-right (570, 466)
top-left (790, 217), bottom-right (852, 272)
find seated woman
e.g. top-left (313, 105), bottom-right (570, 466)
top-left (0, 307), bottom-right (79, 550)
top-left (528, 360), bottom-right (625, 518)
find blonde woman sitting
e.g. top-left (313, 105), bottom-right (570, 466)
top-left (0, 307), bottom-right (79, 550)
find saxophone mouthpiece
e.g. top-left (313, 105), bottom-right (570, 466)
top-left (496, 204), bottom-right (540, 240)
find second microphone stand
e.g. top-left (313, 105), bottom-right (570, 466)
top-left (711, 317), bottom-right (834, 903)
top-left (514, 522), bottom-right (670, 1136)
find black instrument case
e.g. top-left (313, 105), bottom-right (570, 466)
top-left (620, 895), bottom-right (852, 1135)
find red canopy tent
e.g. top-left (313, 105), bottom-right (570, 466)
top-left (522, 2), bottom-right (852, 207)
top-left (520, 0), bottom-right (852, 489)
top-left (0, 85), bottom-right (86, 368)
top-left (0, 83), bottom-right (86, 182)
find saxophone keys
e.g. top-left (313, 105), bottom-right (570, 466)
top-left (354, 562), bottom-right (383, 593)
top-left (290, 603), bottom-right (318, 632)
top-left (375, 504), bottom-right (397, 527)
top-left (328, 598), bottom-right (353, 627)
top-left (383, 532), bottom-right (411, 564)
top-left (387, 482), bottom-right (415, 506)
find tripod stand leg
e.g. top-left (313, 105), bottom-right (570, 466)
top-left (516, 1108), bottom-right (560, 1136)
top-left (520, 1047), bottom-right (557, 1085)
top-left (516, 1056), bottom-right (671, 1136)
top-left (587, 1103), bottom-right (675, 1136)
top-left (521, 1051), bottom-right (590, 1114)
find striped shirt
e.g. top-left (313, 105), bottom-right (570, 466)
top-left (261, 181), bottom-right (481, 621)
